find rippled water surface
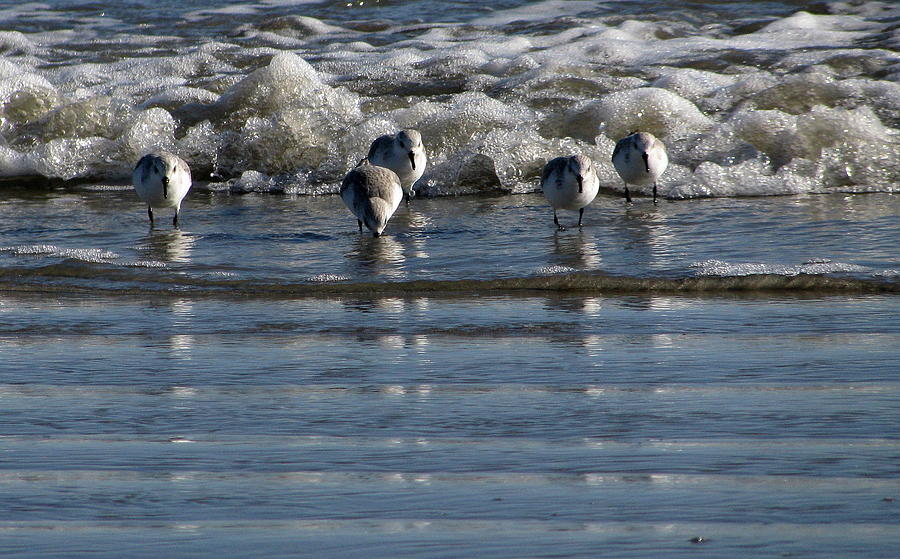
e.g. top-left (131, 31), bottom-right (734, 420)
top-left (2, 288), bottom-right (900, 558)
top-left (2, 0), bottom-right (900, 557)
top-left (1, 189), bottom-right (898, 289)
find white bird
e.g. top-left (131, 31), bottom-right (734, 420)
top-left (132, 152), bottom-right (192, 227)
top-left (541, 154), bottom-right (600, 230)
top-left (612, 131), bottom-right (668, 204)
top-left (340, 158), bottom-right (404, 238)
top-left (366, 129), bottom-right (426, 201)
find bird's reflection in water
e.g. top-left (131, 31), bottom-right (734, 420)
top-left (401, 206), bottom-right (432, 232)
top-left (400, 206), bottom-right (431, 260)
top-left (169, 299), bottom-right (195, 360)
top-left (347, 234), bottom-right (407, 280)
top-left (142, 229), bottom-right (195, 264)
top-left (551, 230), bottom-right (602, 270)
top-left (618, 204), bottom-right (676, 270)
top-left (542, 294), bottom-right (604, 316)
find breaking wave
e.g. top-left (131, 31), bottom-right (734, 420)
top-left (1, 1), bottom-right (899, 198)
top-left (1, 262), bottom-right (896, 299)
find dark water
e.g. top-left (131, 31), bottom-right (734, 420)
top-left (1, 188), bottom-right (898, 292)
top-left (2, 0), bottom-right (900, 556)
top-left (1, 190), bottom-right (899, 558)
top-left (2, 287), bottom-right (899, 557)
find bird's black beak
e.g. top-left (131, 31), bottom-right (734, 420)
top-left (162, 176), bottom-right (169, 199)
top-left (576, 174), bottom-right (583, 193)
top-left (642, 152), bottom-right (650, 174)
top-left (408, 151), bottom-right (416, 170)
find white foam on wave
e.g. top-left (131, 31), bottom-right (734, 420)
top-left (1, 4), bottom-right (898, 197)
top-left (568, 88), bottom-right (715, 143)
top-left (691, 259), bottom-right (871, 277)
top-left (473, 1), bottom-right (597, 25)
top-left (0, 145), bottom-right (38, 177)
top-left (127, 260), bottom-right (168, 269)
top-left (307, 273), bottom-right (351, 283)
top-left (1, 244), bottom-right (119, 263)
top-left (535, 265), bottom-right (580, 275)
top-left (184, 5), bottom-right (261, 23)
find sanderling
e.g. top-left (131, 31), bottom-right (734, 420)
top-left (612, 131), bottom-right (668, 204)
top-left (132, 152), bottom-right (192, 227)
top-left (366, 129), bottom-right (426, 201)
top-left (541, 154), bottom-right (600, 231)
top-left (340, 158), bottom-right (404, 238)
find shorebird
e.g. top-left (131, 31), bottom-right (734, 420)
top-left (340, 158), bottom-right (404, 237)
top-left (612, 131), bottom-right (668, 204)
top-left (366, 129), bottom-right (426, 201)
top-left (541, 154), bottom-right (600, 231)
top-left (132, 152), bottom-right (192, 227)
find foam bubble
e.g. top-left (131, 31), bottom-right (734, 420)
top-left (0, 67), bottom-right (60, 132)
top-left (227, 169), bottom-right (276, 193)
top-left (26, 96), bottom-right (134, 143)
top-left (0, 31), bottom-right (38, 55)
top-left (246, 15), bottom-right (342, 39)
top-left (395, 92), bottom-right (539, 158)
top-left (678, 158), bottom-right (813, 198)
top-left (568, 88), bottom-right (714, 143)
top-left (795, 105), bottom-right (900, 189)
top-left (473, 0), bottom-right (597, 25)
top-left (307, 273), bottom-right (351, 283)
top-left (3, 244), bottom-right (119, 263)
top-left (213, 52), bottom-right (347, 120)
top-left (417, 151), bottom-right (504, 197)
top-left (652, 69), bottom-right (737, 106)
top-left (32, 137), bottom-right (120, 180)
top-left (221, 168), bottom-right (319, 195)
top-left (760, 11), bottom-right (876, 34)
top-left (140, 87), bottom-right (219, 112)
top-left (122, 108), bottom-right (177, 159)
top-left (0, 145), bottom-right (37, 177)
top-left (536, 265), bottom-right (579, 275)
top-left (1, 2), bottom-right (898, 199)
top-left (691, 258), bottom-right (870, 277)
top-left (729, 110), bottom-right (798, 169)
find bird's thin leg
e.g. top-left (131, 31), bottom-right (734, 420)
top-left (173, 210), bottom-right (179, 228)
top-left (578, 207), bottom-right (584, 228)
top-left (358, 219), bottom-right (363, 233)
top-left (554, 211), bottom-right (565, 231)
top-left (148, 206), bottom-right (154, 226)
top-left (624, 184), bottom-right (633, 204)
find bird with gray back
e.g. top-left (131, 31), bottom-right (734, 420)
top-left (612, 131), bottom-right (668, 204)
top-left (366, 129), bottom-right (426, 201)
top-left (132, 152), bottom-right (192, 227)
top-left (541, 154), bottom-right (600, 231)
top-left (340, 158), bottom-right (404, 238)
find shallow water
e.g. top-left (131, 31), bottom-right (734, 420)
top-left (2, 0), bottom-right (900, 557)
top-left (2, 190), bottom-right (900, 558)
top-left (2, 288), bottom-right (899, 558)
top-left (1, 188), bottom-right (898, 292)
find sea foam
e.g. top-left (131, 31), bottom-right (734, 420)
top-left (0, 4), bottom-right (897, 197)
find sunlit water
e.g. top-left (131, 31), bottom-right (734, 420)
top-left (2, 0), bottom-right (900, 557)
